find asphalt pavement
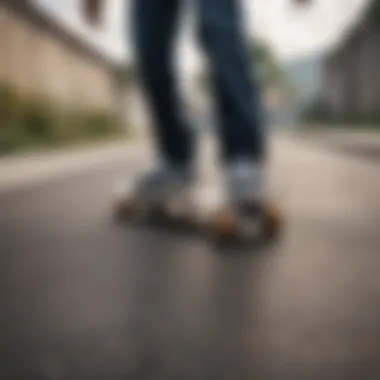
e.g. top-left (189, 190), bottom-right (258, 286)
top-left (1, 132), bottom-right (380, 380)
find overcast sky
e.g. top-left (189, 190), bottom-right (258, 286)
top-left (35, 0), bottom-right (370, 70)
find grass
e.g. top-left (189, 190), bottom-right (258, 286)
top-left (0, 85), bottom-right (129, 156)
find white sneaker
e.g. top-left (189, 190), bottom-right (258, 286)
top-left (132, 164), bottom-right (194, 204)
top-left (225, 159), bottom-right (266, 206)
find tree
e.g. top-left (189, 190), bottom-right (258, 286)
top-left (82, 0), bottom-right (104, 27)
top-left (195, 40), bottom-right (284, 93)
top-left (250, 41), bottom-right (284, 88)
top-left (292, 0), bottom-right (312, 5)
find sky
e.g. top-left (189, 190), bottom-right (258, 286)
top-left (35, 0), bottom-right (370, 71)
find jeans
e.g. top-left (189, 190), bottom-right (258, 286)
top-left (131, 0), bottom-right (265, 167)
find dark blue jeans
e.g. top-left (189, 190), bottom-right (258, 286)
top-left (132, 0), bottom-right (265, 167)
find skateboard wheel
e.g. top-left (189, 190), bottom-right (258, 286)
top-left (263, 203), bottom-right (284, 237)
top-left (113, 197), bottom-right (135, 221)
top-left (210, 209), bottom-right (238, 240)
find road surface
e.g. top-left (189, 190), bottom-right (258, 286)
top-left (1, 133), bottom-right (380, 380)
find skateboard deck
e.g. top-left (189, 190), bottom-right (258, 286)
top-left (111, 180), bottom-right (284, 244)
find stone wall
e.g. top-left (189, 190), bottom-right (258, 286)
top-left (0, 3), bottom-right (115, 111)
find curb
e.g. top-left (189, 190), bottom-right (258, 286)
top-left (0, 140), bottom-right (146, 194)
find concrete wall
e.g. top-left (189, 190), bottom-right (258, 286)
top-left (323, 27), bottom-right (380, 120)
top-left (357, 29), bottom-right (380, 114)
top-left (0, 4), bottom-right (114, 111)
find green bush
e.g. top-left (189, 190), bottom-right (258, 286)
top-left (21, 100), bottom-right (55, 140)
top-left (0, 84), bottom-right (125, 154)
top-left (81, 111), bottom-right (120, 137)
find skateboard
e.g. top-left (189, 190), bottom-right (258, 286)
top-left (111, 181), bottom-right (284, 244)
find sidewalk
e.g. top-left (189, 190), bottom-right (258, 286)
top-left (2, 128), bottom-right (378, 194)
top-left (0, 140), bottom-right (146, 194)
top-left (296, 127), bottom-right (380, 147)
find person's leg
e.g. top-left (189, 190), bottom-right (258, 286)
top-left (132, 0), bottom-right (194, 168)
top-left (197, 0), bottom-right (265, 164)
top-left (197, 0), bottom-right (267, 204)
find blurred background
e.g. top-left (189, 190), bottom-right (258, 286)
top-left (1, 0), bottom-right (378, 152)
top-left (1, 1), bottom-right (380, 379)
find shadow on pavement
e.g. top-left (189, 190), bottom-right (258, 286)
top-left (328, 143), bottom-right (380, 163)
top-left (113, 216), bottom-right (282, 257)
